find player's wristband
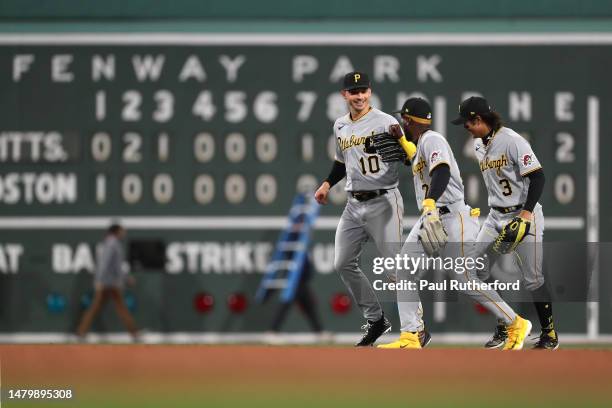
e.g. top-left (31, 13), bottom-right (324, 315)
top-left (422, 198), bottom-right (436, 212)
top-left (398, 136), bottom-right (417, 160)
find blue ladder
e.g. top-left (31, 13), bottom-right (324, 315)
top-left (256, 193), bottom-right (321, 303)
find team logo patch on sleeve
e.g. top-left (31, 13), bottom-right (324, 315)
top-left (430, 151), bottom-right (442, 164)
top-left (522, 154), bottom-right (533, 167)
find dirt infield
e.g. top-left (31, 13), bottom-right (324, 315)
top-left (1, 345), bottom-right (611, 407)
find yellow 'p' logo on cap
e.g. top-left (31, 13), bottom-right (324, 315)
top-left (354, 73), bottom-right (361, 83)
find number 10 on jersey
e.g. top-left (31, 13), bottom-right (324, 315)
top-left (359, 155), bottom-right (380, 175)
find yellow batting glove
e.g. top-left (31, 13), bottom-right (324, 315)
top-left (419, 198), bottom-right (448, 256)
top-left (421, 198), bottom-right (436, 213)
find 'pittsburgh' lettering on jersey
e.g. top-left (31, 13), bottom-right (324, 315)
top-left (479, 154), bottom-right (509, 177)
top-left (412, 156), bottom-right (427, 181)
top-left (337, 135), bottom-right (368, 151)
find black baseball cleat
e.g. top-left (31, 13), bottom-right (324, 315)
top-left (355, 314), bottom-right (392, 347)
top-left (484, 325), bottom-right (507, 349)
top-left (419, 329), bottom-right (432, 348)
top-left (533, 330), bottom-right (559, 350)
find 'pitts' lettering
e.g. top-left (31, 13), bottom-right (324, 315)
top-left (412, 156), bottom-right (427, 181)
top-left (338, 135), bottom-right (368, 151)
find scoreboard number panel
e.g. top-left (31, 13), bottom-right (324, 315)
top-left (0, 36), bottom-right (605, 227)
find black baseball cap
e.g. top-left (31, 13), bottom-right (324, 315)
top-left (393, 97), bottom-right (432, 125)
top-left (342, 71), bottom-right (371, 91)
top-left (451, 96), bottom-right (491, 125)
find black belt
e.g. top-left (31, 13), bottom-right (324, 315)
top-left (492, 204), bottom-right (523, 214)
top-left (351, 189), bottom-right (388, 202)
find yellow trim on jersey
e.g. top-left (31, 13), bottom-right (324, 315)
top-left (428, 160), bottom-right (450, 175)
top-left (534, 220), bottom-right (541, 287)
top-left (393, 190), bottom-right (403, 244)
top-left (520, 165), bottom-right (543, 177)
top-left (459, 212), bottom-right (464, 257)
top-left (407, 115), bottom-right (432, 125)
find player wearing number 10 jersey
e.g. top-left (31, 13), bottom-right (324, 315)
top-left (315, 71), bottom-right (411, 347)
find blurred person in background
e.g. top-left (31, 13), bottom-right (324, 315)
top-left (76, 224), bottom-right (140, 341)
top-left (266, 256), bottom-right (331, 342)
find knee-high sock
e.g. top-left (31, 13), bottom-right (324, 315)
top-left (532, 284), bottom-right (555, 332)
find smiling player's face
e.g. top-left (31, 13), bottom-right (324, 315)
top-left (342, 88), bottom-right (371, 114)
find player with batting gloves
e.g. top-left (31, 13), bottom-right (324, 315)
top-left (373, 97), bottom-right (532, 350)
top-left (452, 96), bottom-right (559, 350)
top-left (315, 71), bottom-right (422, 347)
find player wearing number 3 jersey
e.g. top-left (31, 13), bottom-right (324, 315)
top-left (315, 71), bottom-right (420, 347)
top-left (452, 96), bottom-right (559, 350)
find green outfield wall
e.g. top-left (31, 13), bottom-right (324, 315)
top-left (0, 33), bottom-right (608, 335)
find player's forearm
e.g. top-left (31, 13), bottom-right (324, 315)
top-left (427, 164), bottom-right (451, 201)
top-left (324, 160), bottom-right (346, 187)
top-left (523, 168), bottom-right (545, 212)
top-left (397, 136), bottom-right (417, 160)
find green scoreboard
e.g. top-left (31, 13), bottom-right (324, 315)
top-left (0, 33), bottom-right (608, 334)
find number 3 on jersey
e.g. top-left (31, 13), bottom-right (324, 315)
top-left (499, 178), bottom-right (512, 196)
top-left (359, 155), bottom-right (380, 175)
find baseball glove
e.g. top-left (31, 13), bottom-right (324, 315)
top-left (364, 132), bottom-right (407, 163)
top-left (418, 199), bottom-right (448, 257)
top-left (492, 216), bottom-right (531, 254)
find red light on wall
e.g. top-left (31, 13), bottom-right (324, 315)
top-left (227, 293), bottom-right (247, 314)
top-left (474, 303), bottom-right (489, 315)
top-left (193, 292), bottom-right (214, 314)
top-left (331, 293), bottom-right (351, 314)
